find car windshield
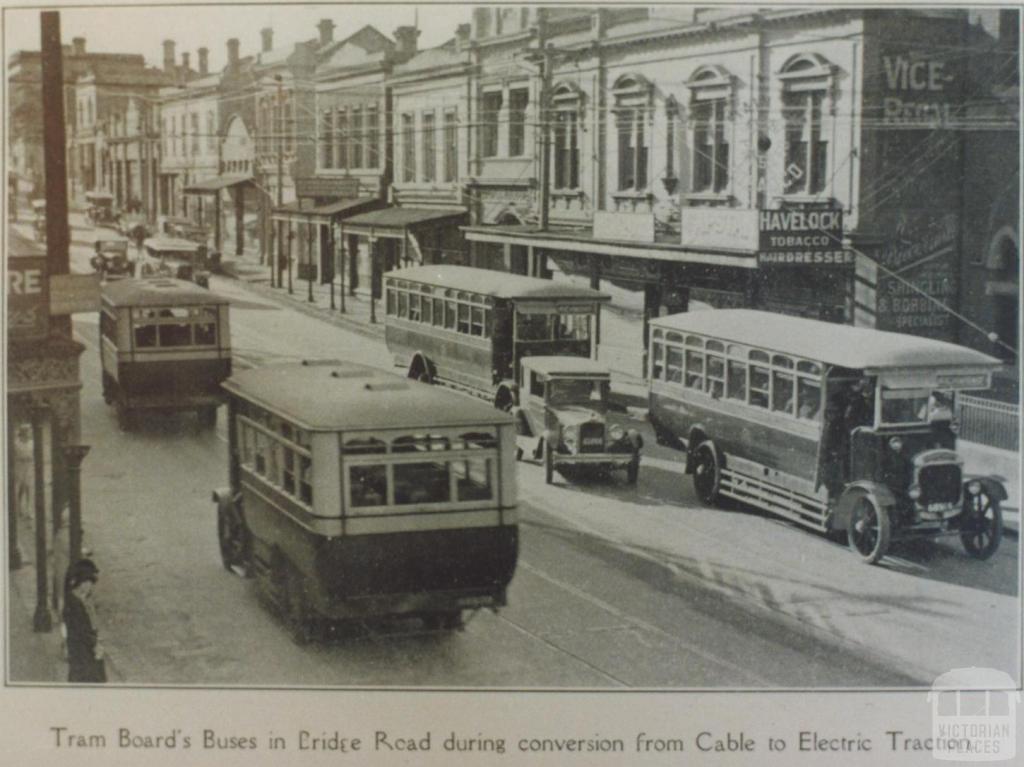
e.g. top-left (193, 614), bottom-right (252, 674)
top-left (880, 389), bottom-right (954, 425)
top-left (548, 378), bottom-right (608, 410)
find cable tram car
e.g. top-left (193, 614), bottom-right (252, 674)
top-left (213, 360), bottom-right (519, 640)
top-left (100, 278), bottom-right (231, 430)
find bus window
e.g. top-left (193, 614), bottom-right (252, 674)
top-left (298, 455), bottom-right (313, 504)
top-left (397, 291), bottom-right (408, 319)
top-left (350, 464), bottom-right (388, 507)
top-left (772, 370), bottom-right (795, 414)
top-left (457, 302), bottom-right (471, 334)
top-left (158, 321), bottom-right (192, 347)
top-left (727, 360), bottom-right (746, 401)
top-left (517, 313), bottom-right (550, 341)
top-left (455, 458), bottom-right (492, 501)
top-left (394, 461), bottom-right (451, 504)
top-left (433, 297), bottom-right (444, 326)
top-left (684, 349), bottom-right (704, 389)
top-left (530, 372), bottom-right (545, 398)
top-left (459, 431), bottom-right (498, 450)
top-left (880, 388), bottom-right (929, 425)
top-left (666, 346), bottom-right (683, 384)
top-left (750, 364), bottom-right (770, 408)
top-left (422, 293), bottom-right (433, 324)
top-left (194, 320), bottom-right (216, 346)
top-left (651, 342), bottom-right (664, 380)
top-left (409, 293), bottom-right (421, 322)
top-left (283, 449), bottom-right (296, 493)
top-left (253, 430), bottom-right (267, 475)
top-left (134, 324), bottom-right (157, 348)
top-left (445, 300), bottom-right (457, 330)
top-left (471, 306), bottom-right (485, 336)
top-left (797, 378), bottom-right (821, 420)
top-left (706, 354), bottom-right (725, 398)
top-left (386, 288), bottom-right (396, 315)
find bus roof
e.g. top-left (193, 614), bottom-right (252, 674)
top-left (650, 310), bottom-right (1002, 371)
top-left (222, 361), bottom-right (515, 432)
top-left (522, 356), bottom-right (611, 378)
top-left (384, 265), bottom-right (610, 302)
top-left (102, 278), bottom-right (227, 307)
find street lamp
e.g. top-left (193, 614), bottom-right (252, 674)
top-left (30, 407), bottom-right (51, 633)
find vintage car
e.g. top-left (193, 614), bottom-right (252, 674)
top-left (160, 215), bottom-right (210, 244)
top-left (515, 356), bottom-right (642, 485)
top-left (142, 236), bottom-right (211, 288)
top-left (31, 199), bottom-right (46, 242)
top-left (119, 213), bottom-right (152, 245)
top-left (90, 238), bottom-right (135, 279)
top-left (85, 191), bottom-right (119, 227)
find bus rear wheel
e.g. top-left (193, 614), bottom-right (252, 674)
top-left (692, 442), bottom-right (721, 505)
top-left (960, 493), bottom-right (1002, 560)
top-left (847, 495), bottom-right (891, 564)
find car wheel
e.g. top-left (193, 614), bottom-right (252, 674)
top-left (847, 495), bottom-right (891, 564)
top-left (626, 450), bottom-right (641, 485)
top-left (960, 493), bottom-right (1003, 560)
top-left (691, 441), bottom-right (721, 505)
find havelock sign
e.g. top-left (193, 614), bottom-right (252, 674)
top-left (758, 209), bottom-right (852, 267)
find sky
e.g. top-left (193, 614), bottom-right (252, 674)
top-left (5, 2), bottom-right (466, 71)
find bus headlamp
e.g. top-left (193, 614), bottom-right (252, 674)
top-left (563, 426), bottom-right (578, 451)
top-left (888, 436), bottom-right (904, 452)
top-left (908, 485), bottom-right (922, 500)
top-left (968, 480), bottom-right (982, 496)
top-left (609, 423), bottom-right (625, 442)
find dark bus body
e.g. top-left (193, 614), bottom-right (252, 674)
top-left (100, 278), bottom-right (231, 430)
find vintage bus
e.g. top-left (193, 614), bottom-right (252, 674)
top-left (213, 360), bottom-right (518, 639)
top-left (100, 278), bottom-right (231, 430)
top-left (383, 265), bottom-right (608, 410)
top-left (648, 310), bottom-right (1007, 564)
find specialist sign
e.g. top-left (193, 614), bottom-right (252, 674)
top-left (296, 176), bottom-right (360, 200)
top-left (7, 255), bottom-right (50, 341)
top-left (758, 208), bottom-right (851, 267)
top-left (49, 272), bottom-right (101, 315)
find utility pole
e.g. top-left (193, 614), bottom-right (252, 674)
top-left (40, 11), bottom-right (71, 338)
top-left (538, 44), bottom-right (553, 232)
top-left (276, 74), bottom-right (289, 293)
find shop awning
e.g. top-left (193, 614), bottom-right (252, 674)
top-left (462, 224), bottom-right (757, 269)
top-left (272, 197), bottom-right (383, 225)
top-left (184, 174), bottom-right (254, 194)
top-left (343, 207), bottom-right (467, 239)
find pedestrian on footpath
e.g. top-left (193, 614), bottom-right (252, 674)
top-left (62, 559), bottom-right (107, 683)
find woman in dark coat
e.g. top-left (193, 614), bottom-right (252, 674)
top-left (62, 559), bottom-right (107, 683)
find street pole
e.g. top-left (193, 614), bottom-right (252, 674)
top-left (329, 224), bottom-right (336, 311)
top-left (306, 221), bottom-right (314, 302)
top-left (40, 11), bottom-right (71, 338)
top-left (538, 45), bottom-right (552, 233)
top-left (276, 75), bottom-right (286, 293)
top-left (62, 445), bottom-right (90, 565)
top-left (339, 223), bottom-right (346, 313)
top-left (7, 419), bottom-right (23, 571)
top-left (31, 408), bottom-right (51, 633)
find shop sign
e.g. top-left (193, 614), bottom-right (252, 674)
top-left (49, 273), bottom-right (101, 315)
top-left (680, 209), bottom-right (759, 251)
top-left (296, 176), bottom-right (360, 199)
top-left (7, 255), bottom-right (49, 341)
top-left (593, 211), bottom-right (655, 244)
top-left (880, 50), bottom-right (960, 129)
top-left (758, 208), bottom-right (851, 267)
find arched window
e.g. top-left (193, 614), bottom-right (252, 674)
top-left (687, 66), bottom-right (733, 194)
top-left (551, 82), bottom-right (583, 190)
top-left (778, 54), bottom-right (833, 196)
top-left (612, 75), bottom-right (652, 192)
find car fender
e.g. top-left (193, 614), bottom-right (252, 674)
top-left (684, 426), bottom-right (709, 473)
top-left (832, 481), bottom-right (897, 531)
top-left (408, 353), bottom-right (435, 380)
top-left (964, 475), bottom-right (1008, 502)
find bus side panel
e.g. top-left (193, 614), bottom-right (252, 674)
top-left (101, 338), bottom-right (119, 381)
top-left (117, 357), bottom-right (231, 408)
top-left (240, 476), bottom-right (321, 580)
top-left (650, 386), bottom-right (820, 483)
top-left (386, 321), bottom-right (493, 392)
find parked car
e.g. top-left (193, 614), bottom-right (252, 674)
top-left (90, 238), bottom-right (135, 280)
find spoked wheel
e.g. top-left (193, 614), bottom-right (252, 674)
top-left (217, 503), bottom-right (251, 577)
top-left (691, 441), bottom-right (721, 505)
top-left (847, 495), bottom-right (891, 564)
top-left (280, 563), bottom-right (315, 645)
top-left (960, 493), bottom-right (1003, 560)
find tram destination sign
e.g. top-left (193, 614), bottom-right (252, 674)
top-left (758, 209), bottom-right (852, 267)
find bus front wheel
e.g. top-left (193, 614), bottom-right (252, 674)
top-left (692, 442), bottom-right (721, 505)
top-left (847, 495), bottom-right (891, 564)
top-left (960, 493), bottom-right (1002, 560)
